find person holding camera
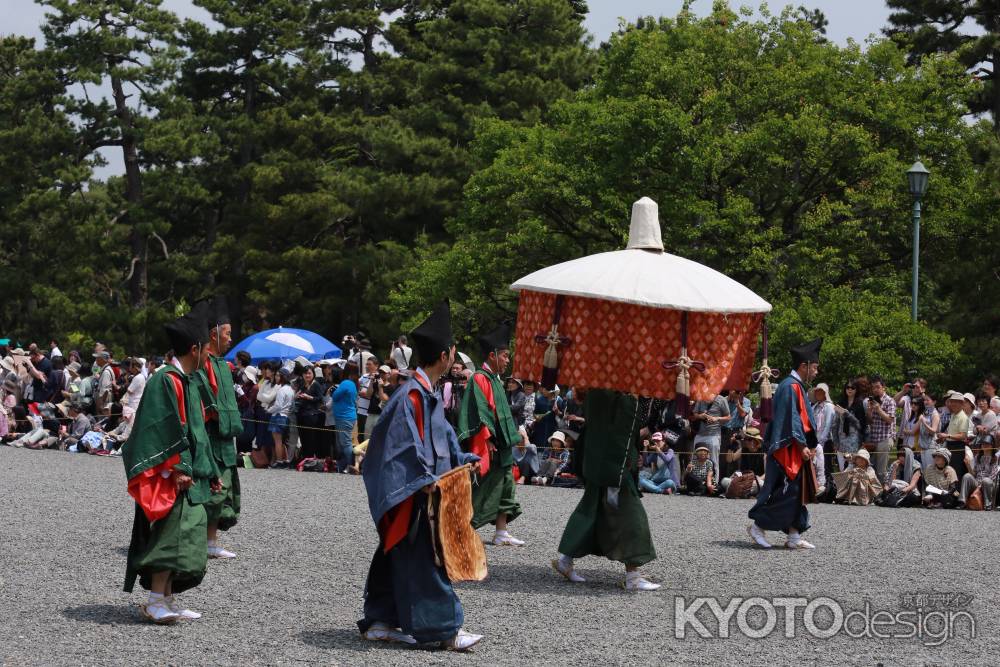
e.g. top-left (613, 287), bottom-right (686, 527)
top-left (389, 335), bottom-right (413, 371)
top-left (863, 376), bottom-right (896, 482)
top-left (899, 392), bottom-right (940, 469)
top-left (691, 391), bottom-right (730, 480)
top-left (893, 378), bottom-right (927, 427)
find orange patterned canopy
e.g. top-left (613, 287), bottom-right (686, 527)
top-left (512, 290), bottom-right (763, 401)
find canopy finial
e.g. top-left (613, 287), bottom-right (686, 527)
top-left (626, 197), bottom-right (664, 251)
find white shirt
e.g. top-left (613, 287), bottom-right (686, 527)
top-left (124, 374), bottom-right (146, 411)
top-left (267, 385), bottom-right (294, 417)
top-left (812, 400), bottom-right (835, 446)
top-left (814, 442), bottom-right (825, 484)
top-left (50, 346), bottom-right (63, 359)
top-left (357, 374), bottom-right (372, 416)
top-left (391, 345), bottom-right (413, 370)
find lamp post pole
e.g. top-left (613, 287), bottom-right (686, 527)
top-left (906, 160), bottom-right (929, 322)
top-left (911, 197), bottom-right (920, 322)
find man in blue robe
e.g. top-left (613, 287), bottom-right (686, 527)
top-left (747, 339), bottom-right (821, 550)
top-left (357, 300), bottom-right (483, 651)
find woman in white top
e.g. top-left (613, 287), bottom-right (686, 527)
top-left (122, 359), bottom-right (146, 420)
top-left (266, 368), bottom-right (295, 466)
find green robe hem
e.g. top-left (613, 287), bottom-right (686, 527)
top-left (125, 494), bottom-right (208, 594)
top-left (204, 465), bottom-right (241, 531)
top-left (557, 475), bottom-right (656, 567)
top-left (471, 464), bottom-right (522, 528)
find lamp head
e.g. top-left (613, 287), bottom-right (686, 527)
top-left (907, 160), bottom-right (929, 199)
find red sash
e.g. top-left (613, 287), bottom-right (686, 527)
top-left (467, 373), bottom-right (494, 476)
top-left (377, 379), bottom-right (432, 553)
top-left (772, 382), bottom-right (814, 480)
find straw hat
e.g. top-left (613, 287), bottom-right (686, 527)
top-left (549, 431), bottom-right (567, 445)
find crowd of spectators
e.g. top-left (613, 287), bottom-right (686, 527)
top-left (3, 336), bottom-right (999, 513)
top-left (495, 373), bottom-right (1000, 513)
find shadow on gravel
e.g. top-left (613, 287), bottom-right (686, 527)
top-left (463, 562), bottom-right (626, 596)
top-left (297, 628), bottom-right (378, 653)
top-left (62, 604), bottom-right (145, 626)
top-left (709, 539), bottom-right (799, 553)
top-left (710, 539), bottom-right (770, 551)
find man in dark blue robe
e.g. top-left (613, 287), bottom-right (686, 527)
top-left (357, 300), bottom-right (483, 651)
top-left (748, 339), bottom-right (821, 550)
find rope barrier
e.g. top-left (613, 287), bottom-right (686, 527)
top-left (7, 407), bottom-right (1000, 455)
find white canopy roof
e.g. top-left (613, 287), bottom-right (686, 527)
top-left (510, 197), bottom-right (772, 314)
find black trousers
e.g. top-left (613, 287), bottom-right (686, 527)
top-left (297, 413), bottom-right (325, 459)
top-left (683, 473), bottom-right (709, 495)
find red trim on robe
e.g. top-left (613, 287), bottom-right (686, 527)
top-left (772, 383), bottom-right (814, 480)
top-left (167, 373), bottom-right (187, 425)
top-left (469, 373), bottom-right (496, 476)
top-left (203, 357), bottom-right (219, 422)
top-left (128, 453), bottom-right (182, 522)
top-left (376, 389), bottom-right (425, 553)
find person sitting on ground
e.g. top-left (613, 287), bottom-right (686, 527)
top-left (639, 431), bottom-right (679, 495)
top-left (959, 441), bottom-right (998, 510)
top-left (833, 449), bottom-right (881, 505)
top-left (922, 448), bottom-right (959, 508)
top-left (683, 445), bottom-right (716, 495)
top-left (6, 405), bottom-right (57, 450)
top-left (533, 431), bottom-right (572, 486)
top-left (877, 448), bottom-right (922, 507)
top-left (60, 402), bottom-right (93, 450)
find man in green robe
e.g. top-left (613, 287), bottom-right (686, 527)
top-left (123, 309), bottom-right (221, 624)
top-left (457, 323), bottom-right (525, 546)
top-left (192, 297), bottom-right (242, 559)
top-left (551, 388), bottom-right (660, 591)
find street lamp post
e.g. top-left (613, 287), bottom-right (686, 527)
top-left (906, 161), bottom-right (930, 322)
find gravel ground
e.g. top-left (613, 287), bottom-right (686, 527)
top-left (1, 445), bottom-right (996, 666)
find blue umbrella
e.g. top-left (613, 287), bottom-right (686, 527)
top-left (225, 327), bottom-right (341, 365)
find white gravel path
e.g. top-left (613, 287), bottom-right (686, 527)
top-left (0, 445), bottom-right (995, 666)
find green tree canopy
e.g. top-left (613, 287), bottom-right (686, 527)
top-left (393, 4), bottom-right (986, 387)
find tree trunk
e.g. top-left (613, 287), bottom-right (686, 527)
top-left (111, 73), bottom-right (146, 308)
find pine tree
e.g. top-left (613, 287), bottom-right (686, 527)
top-left (40, 0), bottom-right (182, 309)
top-left (886, 0), bottom-right (1000, 131)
